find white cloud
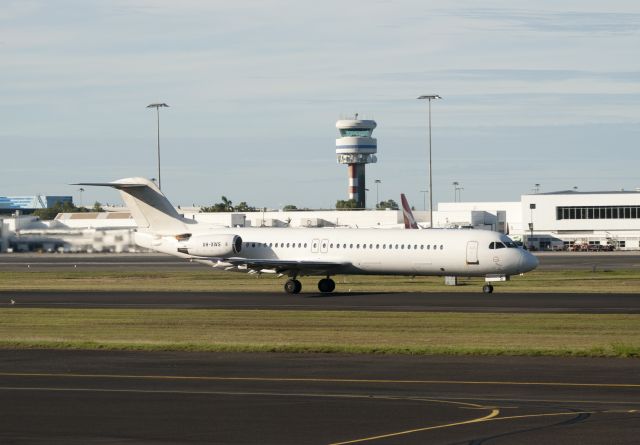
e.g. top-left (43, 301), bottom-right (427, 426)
top-left (1, 0), bottom-right (640, 204)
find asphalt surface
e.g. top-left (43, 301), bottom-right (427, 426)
top-left (1, 350), bottom-right (639, 444)
top-left (2, 290), bottom-right (640, 313)
top-left (2, 251), bottom-right (640, 271)
top-left (2, 253), bottom-right (639, 443)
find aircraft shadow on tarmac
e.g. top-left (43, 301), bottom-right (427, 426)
top-left (302, 291), bottom-right (395, 298)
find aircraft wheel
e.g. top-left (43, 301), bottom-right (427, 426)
top-left (482, 284), bottom-right (494, 294)
top-left (285, 279), bottom-right (302, 294)
top-left (318, 278), bottom-right (336, 293)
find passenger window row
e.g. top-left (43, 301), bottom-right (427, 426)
top-left (326, 243), bottom-right (444, 250)
top-left (244, 242), bottom-right (445, 250)
top-left (245, 242), bottom-right (308, 249)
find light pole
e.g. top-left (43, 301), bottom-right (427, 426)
top-left (453, 182), bottom-right (463, 202)
top-left (78, 187), bottom-right (84, 208)
top-left (420, 190), bottom-right (428, 211)
top-left (374, 179), bottom-right (381, 209)
top-left (417, 94), bottom-right (441, 227)
top-left (146, 102), bottom-right (169, 190)
top-left (529, 203), bottom-right (536, 249)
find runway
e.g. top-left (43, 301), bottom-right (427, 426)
top-left (2, 290), bottom-right (640, 313)
top-left (1, 350), bottom-right (638, 444)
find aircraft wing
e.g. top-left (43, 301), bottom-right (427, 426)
top-left (206, 257), bottom-right (350, 275)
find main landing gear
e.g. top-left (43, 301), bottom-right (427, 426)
top-left (283, 277), bottom-right (336, 294)
top-left (284, 279), bottom-right (302, 294)
top-left (482, 284), bottom-right (494, 294)
top-left (317, 277), bottom-right (336, 293)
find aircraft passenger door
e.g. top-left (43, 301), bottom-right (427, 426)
top-left (320, 239), bottom-right (329, 253)
top-left (466, 241), bottom-right (479, 265)
top-left (311, 239), bottom-right (319, 253)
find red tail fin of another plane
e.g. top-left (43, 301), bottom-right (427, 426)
top-left (400, 193), bottom-right (419, 229)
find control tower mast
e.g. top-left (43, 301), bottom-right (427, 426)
top-left (336, 116), bottom-right (377, 209)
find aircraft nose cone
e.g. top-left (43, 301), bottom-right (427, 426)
top-left (521, 251), bottom-right (539, 272)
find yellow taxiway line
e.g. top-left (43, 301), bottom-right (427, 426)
top-left (1, 372), bottom-right (639, 388)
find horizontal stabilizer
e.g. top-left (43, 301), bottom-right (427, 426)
top-left (73, 177), bottom-right (187, 233)
top-left (73, 182), bottom-right (147, 189)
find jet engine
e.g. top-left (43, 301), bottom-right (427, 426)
top-left (178, 234), bottom-right (242, 257)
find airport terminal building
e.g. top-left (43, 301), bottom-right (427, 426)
top-left (0, 195), bottom-right (72, 214)
top-left (436, 190), bottom-right (640, 251)
top-left (1, 189), bottom-right (640, 252)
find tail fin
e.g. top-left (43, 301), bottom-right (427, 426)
top-left (400, 193), bottom-right (419, 229)
top-left (74, 177), bottom-right (188, 234)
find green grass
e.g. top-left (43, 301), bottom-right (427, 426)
top-left (2, 269), bottom-right (639, 357)
top-left (1, 269), bottom-right (640, 293)
top-left (1, 308), bottom-right (639, 358)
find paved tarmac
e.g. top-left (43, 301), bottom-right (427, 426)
top-left (2, 254), bottom-right (639, 443)
top-left (1, 350), bottom-right (638, 444)
top-left (2, 251), bottom-right (640, 271)
top-left (0, 253), bottom-right (202, 271)
top-left (2, 290), bottom-right (640, 313)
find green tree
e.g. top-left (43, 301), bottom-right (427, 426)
top-left (283, 204), bottom-right (298, 211)
top-left (377, 199), bottom-right (399, 210)
top-left (201, 196), bottom-right (259, 212)
top-left (221, 196), bottom-right (233, 211)
top-left (235, 201), bottom-right (256, 212)
top-left (32, 201), bottom-right (80, 220)
top-left (33, 198), bottom-right (107, 221)
top-left (336, 199), bottom-right (358, 209)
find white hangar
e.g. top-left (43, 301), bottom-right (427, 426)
top-left (436, 190), bottom-right (640, 251)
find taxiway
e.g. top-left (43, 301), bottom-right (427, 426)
top-left (1, 290), bottom-right (639, 313)
top-left (1, 350), bottom-right (638, 444)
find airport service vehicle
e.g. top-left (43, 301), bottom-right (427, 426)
top-left (78, 178), bottom-right (538, 294)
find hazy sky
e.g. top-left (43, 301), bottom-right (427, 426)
top-left (2, 1), bottom-right (640, 209)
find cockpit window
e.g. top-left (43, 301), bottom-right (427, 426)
top-left (504, 241), bottom-right (517, 248)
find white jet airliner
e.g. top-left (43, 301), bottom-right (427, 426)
top-left (77, 178), bottom-right (538, 294)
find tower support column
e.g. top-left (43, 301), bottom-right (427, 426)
top-left (348, 163), bottom-right (366, 208)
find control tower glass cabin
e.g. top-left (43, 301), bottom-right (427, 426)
top-left (336, 118), bottom-right (377, 209)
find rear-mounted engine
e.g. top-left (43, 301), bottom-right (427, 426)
top-left (177, 234), bottom-right (242, 257)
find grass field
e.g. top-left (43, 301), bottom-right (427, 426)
top-left (1, 308), bottom-right (639, 358)
top-left (1, 268), bottom-right (639, 357)
top-left (2, 268), bottom-right (640, 293)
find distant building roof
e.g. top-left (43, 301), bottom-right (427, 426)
top-left (55, 212), bottom-right (133, 220)
top-left (0, 195), bottom-right (72, 213)
top-left (526, 190), bottom-right (640, 196)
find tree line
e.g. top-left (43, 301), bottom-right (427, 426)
top-left (201, 196), bottom-right (399, 212)
top-left (33, 201), bottom-right (104, 220)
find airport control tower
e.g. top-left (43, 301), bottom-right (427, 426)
top-left (336, 116), bottom-right (377, 209)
